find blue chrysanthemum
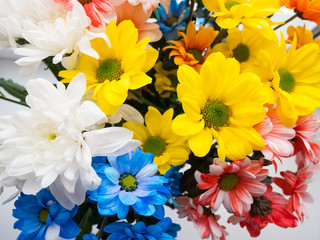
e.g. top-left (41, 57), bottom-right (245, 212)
top-left (156, 0), bottom-right (190, 41)
top-left (13, 189), bottom-right (79, 240)
top-left (104, 217), bottom-right (181, 240)
top-left (88, 148), bottom-right (168, 220)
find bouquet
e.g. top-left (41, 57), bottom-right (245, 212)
top-left (0, 0), bottom-right (320, 239)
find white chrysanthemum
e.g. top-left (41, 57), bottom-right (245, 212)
top-left (0, 74), bottom-right (140, 209)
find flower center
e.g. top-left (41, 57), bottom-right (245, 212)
top-left (278, 70), bottom-right (295, 92)
top-left (96, 59), bottom-right (123, 83)
top-left (233, 43), bottom-right (249, 62)
top-left (225, 0), bottom-right (240, 10)
top-left (48, 133), bottom-right (56, 140)
top-left (202, 100), bottom-right (230, 130)
top-left (249, 196), bottom-right (272, 218)
top-left (219, 173), bottom-right (239, 191)
top-left (119, 174), bottom-right (137, 192)
top-left (167, 17), bottom-right (178, 27)
top-left (78, 0), bottom-right (92, 4)
top-left (187, 49), bottom-right (203, 63)
top-left (39, 208), bottom-right (50, 223)
top-left (143, 136), bottom-right (166, 156)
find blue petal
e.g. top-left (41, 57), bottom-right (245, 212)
top-left (104, 167), bottom-right (120, 184)
top-left (59, 219), bottom-right (79, 239)
top-left (128, 151), bottom-right (152, 175)
top-left (132, 198), bottom-right (155, 216)
top-left (136, 163), bottom-right (158, 180)
top-left (143, 193), bottom-right (167, 205)
top-left (116, 153), bottom-right (132, 174)
top-left (153, 205), bottom-right (165, 219)
top-left (132, 188), bottom-right (153, 197)
top-left (119, 191), bottom-right (137, 205)
top-left (138, 177), bottom-right (163, 191)
top-left (146, 225), bottom-right (163, 236)
top-left (104, 222), bottom-right (130, 233)
top-left (117, 199), bottom-right (130, 220)
top-left (132, 222), bottom-right (147, 233)
top-left (98, 202), bottom-right (118, 216)
top-left (155, 218), bottom-right (172, 232)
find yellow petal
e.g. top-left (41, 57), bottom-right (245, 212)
top-left (145, 106), bottom-right (162, 136)
top-left (230, 103), bottom-right (266, 127)
top-left (188, 127), bottom-right (213, 157)
top-left (123, 122), bottom-right (149, 143)
top-left (172, 114), bottom-right (204, 136)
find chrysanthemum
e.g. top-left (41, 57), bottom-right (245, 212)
top-left (59, 20), bottom-right (158, 116)
top-left (286, 25), bottom-right (320, 50)
top-left (228, 185), bottom-right (298, 237)
top-left (273, 165), bottom-right (320, 221)
top-left (154, 61), bottom-right (177, 98)
top-left (104, 217), bottom-right (180, 240)
top-left (294, 114), bottom-right (320, 169)
top-left (172, 52), bottom-right (267, 160)
top-left (0, 74), bottom-right (139, 209)
top-left (175, 196), bottom-right (228, 240)
top-left (282, 0), bottom-right (320, 26)
top-left (164, 21), bottom-right (218, 72)
top-left (13, 189), bottom-right (79, 240)
top-left (202, 0), bottom-right (280, 34)
top-left (194, 158), bottom-right (268, 216)
top-left (123, 106), bottom-right (190, 174)
top-left (254, 108), bottom-right (295, 169)
top-left (87, 149), bottom-right (168, 219)
top-left (243, 35), bottom-right (320, 127)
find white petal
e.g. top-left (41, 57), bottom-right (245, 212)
top-left (78, 101), bottom-right (106, 127)
top-left (66, 73), bottom-right (87, 102)
top-left (45, 223), bottom-right (60, 240)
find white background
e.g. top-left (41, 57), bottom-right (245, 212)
top-left (1, 9), bottom-right (320, 240)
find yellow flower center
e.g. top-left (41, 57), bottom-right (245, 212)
top-left (167, 17), bottom-right (178, 27)
top-left (78, 0), bottom-right (92, 4)
top-left (187, 49), bottom-right (203, 63)
top-left (96, 59), bottom-right (123, 83)
top-left (39, 208), bottom-right (50, 223)
top-left (278, 70), bottom-right (295, 92)
top-left (143, 136), bottom-right (166, 156)
top-left (250, 196), bottom-right (272, 218)
top-left (119, 174), bottom-right (137, 192)
top-left (48, 133), bottom-right (56, 140)
top-left (219, 173), bottom-right (239, 191)
top-left (202, 100), bottom-right (230, 130)
top-left (225, 0), bottom-right (240, 10)
top-left (233, 43), bottom-right (249, 62)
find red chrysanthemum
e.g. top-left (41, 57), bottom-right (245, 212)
top-left (194, 158), bottom-right (268, 216)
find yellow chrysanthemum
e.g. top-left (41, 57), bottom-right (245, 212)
top-left (123, 106), bottom-right (190, 174)
top-left (286, 25), bottom-right (320, 51)
top-left (59, 20), bottom-right (158, 115)
top-left (242, 34), bottom-right (320, 127)
top-left (203, 0), bottom-right (280, 38)
top-left (172, 52), bottom-right (266, 161)
top-left (163, 21), bottom-right (218, 72)
top-left (154, 61), bottom-right (177, 98)
top-left (213, 28), bottom-right (277, 66)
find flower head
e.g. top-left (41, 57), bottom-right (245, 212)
top-left (87, 148), bottom-right (168, 219)
top-left (59, 20), bottom-right (158, 116)
top-left (13, 189), bottom-right (79, 240)
top-left (286, 25), bottom-right (320, 50)
top-left (194, 158), bottom-right (268, 216)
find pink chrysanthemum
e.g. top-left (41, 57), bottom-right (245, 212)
top-left (228, 185), bottom-right (298, 238)
top-left (175, 196), bottom-right (228, 240)
top-left (194, 158), bottom-right (268, 216)
top-left (273, 165), bottom-right (320, 221)
top-left (294, 114), bottom-right (320, 169)
top-left (254, 108), bottom-right (295, 170)
top-left (56, 0), bottom-right (116, 27)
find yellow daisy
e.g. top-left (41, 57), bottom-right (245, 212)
top-left (123, 106), bottom-right (190, 174)
top-left (172, 52), bottom-right (266, 161)
top-left (242, 34), bottom-right (320, 127)
top-left (59, 20), bottom-right (158, 116)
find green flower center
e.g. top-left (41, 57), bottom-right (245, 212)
top-left (48, 133), bottom-right (56, 140)
top-left (278, 70), bottom-right (295, 92)
top-left (219, 173), bottom-right (239, 191)
top-left (225, 0), bottom-right (240, 10)
top-left (39, 208), bottom-right (50, 223)
top-left (187, 49), bottom-right (203, 63)
top-left (78, 0), bottom-right (92, 4)
top-left (143, 136), bottom-right (166, 156)
top-left (202, 100), bottom-right (230, 130)
top-left (167, 17), bottom-right (178, 27)
top-left (96, 59), bottom-right (123, 83)
top-left (119, 174), bottom-right (137, 192)
top-left (233, 43), bottom-right (250, 62)
top-left (250, 196), bottom-right (272, 218)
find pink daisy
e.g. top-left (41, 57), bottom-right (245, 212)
top-left (294, 114), bottom-right (320, 169)
top-left (175, 196), bottom-right (228, 240)
top-left (194, 158), bottom-right (268, 216)
top-left (273, 164), bottom-right (320, 221)
top-left (254, 108), bottom-right (295, 170)
top-left (228, 185), bottom-right (298, 238)
top-left (56, 0), bottom-right (117, 27)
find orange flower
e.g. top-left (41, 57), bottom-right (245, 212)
top-left (286, 25), bottom-right (320, 51)
top-left (282, 0), bottom-right (320, 26)
top-left (163, 22), bottom-right (218, 72)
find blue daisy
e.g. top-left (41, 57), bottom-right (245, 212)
top-left (12, 189), bottom-right (79, 240)
top-left (88, 148), bottom-right (168, 220)
top-left (104, 217), bottom-right (181, 240)
top-left (156, 0), bottom-right (190, 41)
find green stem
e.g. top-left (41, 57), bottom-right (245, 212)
top-left (273, 13), bottom-right (298, 31)
top-left (96, 216), bottom-right (109, 240)
top-left (42, 57), bottom-right (64, 81)
top-left (211, 28), bottom-right (228, 47)
top-left (0, 95), bottom-right (28, 107)
top-left (188, 0), bottom-right (195, 22)
top-left (130, 90), bottom-right (166, 113)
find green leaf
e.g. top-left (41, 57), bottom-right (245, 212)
top-left (75, 207), bottom-right (93, 240)
top-left (0, 78), bottom-right (27, 103)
